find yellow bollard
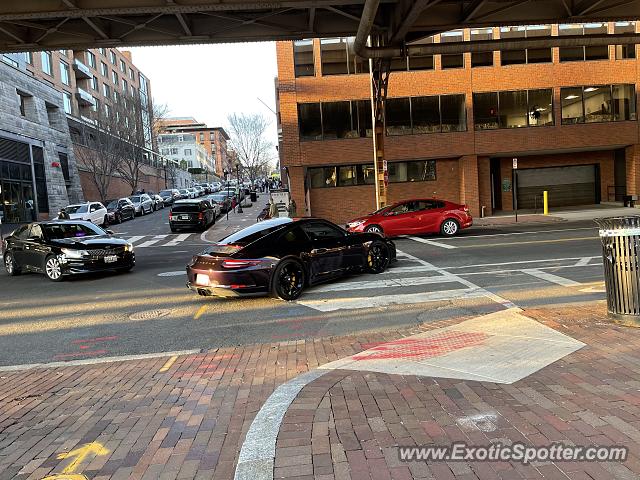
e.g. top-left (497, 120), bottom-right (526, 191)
top-left (543, 191), bottom-right (549, 215)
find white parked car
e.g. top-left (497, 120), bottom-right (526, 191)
top-left (58, 202), bottom-right (108, 226)
top-left (129, 194), bottom-right (154, 216)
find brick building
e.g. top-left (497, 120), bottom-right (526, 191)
top-left (159, 117), bottom-right (230, 177)
top-left (276, 22), bottom-right (640, 225)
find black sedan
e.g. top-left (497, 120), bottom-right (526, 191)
top-left (3, 221), bottom-right (135, 281)
top-left (169, 200), bottom-right (216, 232)
top-left (105, 198), bottom-right (136, 224)
top-left (186, 217), bottom-right (396, 300)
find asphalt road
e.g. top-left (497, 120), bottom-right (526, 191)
top-left (0, 203), bottom-right (606, 367)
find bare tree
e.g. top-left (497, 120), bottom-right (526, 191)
top-left (227, 113), bottom-right (275, 183)
top-left (71, 104), bottom-right (126, 204)
top-left (116, 92), bottom-right (169, 194)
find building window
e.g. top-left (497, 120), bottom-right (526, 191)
top-left (440, 30), bottom-right (464, 69)
top-left (440, 94), bottom-right (467, 131)
top-left (112, 70), bottom-right (118, 84)
top-left (298, 103), bottom-right (322, 140)
top-left (122, 79), bottom-right (128, 94)
top-left (184, 149), bottom-right (192, 155)
top-left (90, 76), bottom-right (98, 90)
top-left (612, 84), bottom-right (637, 120)
top-left (101, 61), bottom-right (108, 76)
top-left (293, 40), bottom-right (315, 77)
top-left (59, 49), bottom-right (67, 56)
top-left (559, 23), bottom-right (609, 62)
top-left (17, 91), bottom-right (27, 116)
top-left (470, 28), bottom-right (494, 67)
top-left (500, 25), bottom-right (552, 65)
top-left (139, 74), bottom-right (148, 94)
top-left (309, 160), bottom-right (436, 189)
top-left (412, 96), bottom-right (441, 133)
top-left (86, 51), bottom-right (96, 68)
top-left (614, 22), bottom-right (636, 59)
top-left (41, 51), bottom-right (53, 75)
top-left (120, 59), bottom-right (126, 72)
top-left (322, 101), bottom-right (357, 139)
top-left (407, 36), bottom-right (434, 70)
top-left (170, 147), bottom-right (178, 155)
top-left (474, 89), bottom-right (553, 129)
top-left (60, 61), bottom-right (70, 85)
top-left (110, 50), bottom-right (117, 64)
top-left (561, 85), bottom-right (635, 124)
top-left (199, 133), bottom-right (204, 142)
top-left (385, 98), bottom-right (412, 135)
top-left (22, 52), bottom-right (33, 64)
top-left (583, 85), bottom-right (612, 122)
top-left (102, 83), bottom-right (110, 97)
top-left (63, 92), bottom-right (72, 114)
top-left (99, 48), bottom-right (106, 56)
top-left (561, 87), bottom-right (584, 124)
top-left (320, 37), bottom-right (366, 75)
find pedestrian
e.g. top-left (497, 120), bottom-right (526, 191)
top-left (288, 198), bottom-right (297, 218)
top-left (269, 199), bottom-right (278, 219)
top-left (58, 208), bottom-right (70, 220)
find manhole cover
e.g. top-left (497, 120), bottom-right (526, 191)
top-left (129, 309), bottom-right (171, 321)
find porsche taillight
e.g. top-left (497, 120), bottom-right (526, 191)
top-left (221, 259), bottom-right (261, 269)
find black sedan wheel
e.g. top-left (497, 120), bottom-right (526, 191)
top-left (367, 241), bottom-right (390, 274)
top-left (271, 259), bottom-right (305, 301)
top-left (4, 253), bottom-right (20, 276)
top-left (44, 255), bottom-right (63, 281)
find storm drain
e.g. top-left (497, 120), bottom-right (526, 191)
top-left (129, 309), bottom-right (171, 321)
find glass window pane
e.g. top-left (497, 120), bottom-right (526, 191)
top-left (473, 92), bottom-right (499, 130)
top-left (561, 87), bottom-right (584, 124)
top-left (527, 89), bottom-right (554, 126)
top-left (356, 164), bottom-right (375, 184)
top-left (584, 22), bottom-right (607, 35)
top-left (293, 40), bottom-right (315, 77)
top-left (560, 46), bottom-right (585, 62)
top-left (309, 167), bottom-right (336, 188)
top-left (320, 38), bottom-right (349, 75)
top-left (585, 45), bottom-right (609, 60)
top-left (471, 28), bottom-right (492, 41)
top-left (501, 50), bottom-right (526, 65)
top-left (527, 48), bottom-right (552, 63)
top-left (440, 94), bottom-right (466, 132)
top-left (322, 101), bottom-right (356, 139)
top-left (406, 160), bottom-right (436, 182)
top-left (472, 51), bottom-right (493, 67)
top-left (385, 98), bottom-right (411, 135)
top-left (498, 90), bottom-right (528, 128)
top-left (583, 85), bottom-right (612, 123)
top-left (411, 96), bottom-right (441, 134)
top-left (615, 45), bottom-right (636, 59)
top-left (298, 103), bottom-right (322, 140)
top-left (388, 162), bottom-right (407, 182)
top-left (500, 26), bottom-right (526, 39)
top-left (612, 84), bottom-right (637, 121)
top-left (337, 165), bottom-right (356, 186)
top-left (345, 38), bottom-right (368, 73)
top-left (440, 30), bottom-right (464, 69)
top-left (355, 100), bottom-right (373, 138)
top-left (526, 25), bottom-right (552, 37)
top-left (407, 35), bottom-right (434, 71)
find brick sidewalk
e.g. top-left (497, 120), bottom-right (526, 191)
top-left (3, 302), bottom-right (640, 479)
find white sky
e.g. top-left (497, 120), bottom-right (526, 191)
top-left (129, 42), bottom-right (279, 144)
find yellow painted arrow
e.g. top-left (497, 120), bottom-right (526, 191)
top-left (42, 442), bottom-right (109, 479)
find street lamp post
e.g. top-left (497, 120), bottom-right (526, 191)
top-left (224, 169), bottom-right (230, 220)
top-left (236, 163), bottom-right (243, 213)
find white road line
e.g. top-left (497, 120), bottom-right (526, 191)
top-left (382, 265), bottom-right (437, 274)
top-left (456, 263), bottom-right (601, 277)
top-left (162, 233), bottom-right (191, 247)
top-left (136, 234), bottom-right (168, 248)
top-left (522, 269), bottom-right (582, 287)
top-left (407, 236), bottom-right (457, 249)
top-left (297, 288), bottom-right (487, 312)
top-left (125, 235), bottom-right (145, 244)
top-left (441, 256), bottom-right (600, 271)
top-left (439, 227), bottom-right (596, 240)
top-left (575, 257), bottom-right (593, 267)
top-left (309, 275), bottom-right (461, 293)
top-left (0, 349), bottom-right (201, 372)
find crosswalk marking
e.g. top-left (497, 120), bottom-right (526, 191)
top-left (125, 235), bottom-right (145, 244)
top-left (406, 236), bottom-right (457, 249)
top-left (162, 234), bottom-right (191, 247)
top-left (309, 275), bottom-right (461, 293)
top-left (136, 235), bottom-right (168, 248)
top-left (522, 269), bottom-right (582, 287)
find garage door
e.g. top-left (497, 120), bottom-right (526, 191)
top-left (516, 165), bottom-right (597, 209)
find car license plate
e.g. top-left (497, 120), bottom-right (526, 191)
top-left (104, 255), bottom-right (118, 263)
top-left (180, 215), bottom-right (189, 220)
top-left (195, 274), bottom-right (210, 286)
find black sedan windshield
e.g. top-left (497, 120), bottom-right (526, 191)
top-left (106, 200), bottom-right (118, 209)
top-left (43, 223), bottom-right (105, 239)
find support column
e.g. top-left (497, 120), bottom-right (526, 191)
top-left (458, 155), bottom-right (480, 217)
top-left (625, 145), bottom-right (640, 196)
top-left (287, 166), bottom-right (307, 216)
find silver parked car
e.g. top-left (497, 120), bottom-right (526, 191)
top-left (151, 194), bottom-right (165, 210)
top-left (129, 194), bottom-right (154, 216)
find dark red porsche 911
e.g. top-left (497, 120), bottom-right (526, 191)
top-left (186, 217), bottom-right (396, 300)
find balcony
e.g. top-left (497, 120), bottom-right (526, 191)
top-left (75, 87), bottom-right (96, 107)
top-left (73, 58), bottom-right (92, 79)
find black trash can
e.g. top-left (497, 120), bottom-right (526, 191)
top-left (250, 191), bottom-right (257, 202)
top-left (595, 216), bottom-right (640, 323)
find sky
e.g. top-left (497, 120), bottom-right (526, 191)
top-left (129, 42), bottom-right (279, 144)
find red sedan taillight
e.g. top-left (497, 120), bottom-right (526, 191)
top-left (463, 205), bottom-right (470, 213)
top-left (221, 259), bottom-right (261, 269)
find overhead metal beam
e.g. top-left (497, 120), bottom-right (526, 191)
top-left (462, 0), bottom-right (488, 22)
top-left (175, 13), bottom-right (192, 37)
top-left (82, 17), bottom-right (109, 39)
top-left (576, 0), bottom-right (609, 15)
top-left (390, 0), bottom-right (436, 44)
top-left (308, 7), bottom-right (315, 31)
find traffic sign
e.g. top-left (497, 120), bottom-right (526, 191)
top-left (512, 158), bottom-right (518, 169)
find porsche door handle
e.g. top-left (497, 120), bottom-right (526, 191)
top-left (311, 248), bottom-right (328, 254)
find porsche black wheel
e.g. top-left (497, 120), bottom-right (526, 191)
top-left (271, 259), bottom-right (305, 301)
top-left (366, 240), bottom-right (390, 274)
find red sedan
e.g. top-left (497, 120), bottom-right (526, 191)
top-left (346, 199), bottom-right (472, 237)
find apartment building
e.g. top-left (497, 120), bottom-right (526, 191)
top-left (276, 22), bottom-right (640, 225)
top-left (159, 117), bottom-right (230, 177)
top-left (157, 132), bottom-right (214, 174)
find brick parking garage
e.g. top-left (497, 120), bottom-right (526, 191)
top-left (276, 23), bottom-right (640, 225)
